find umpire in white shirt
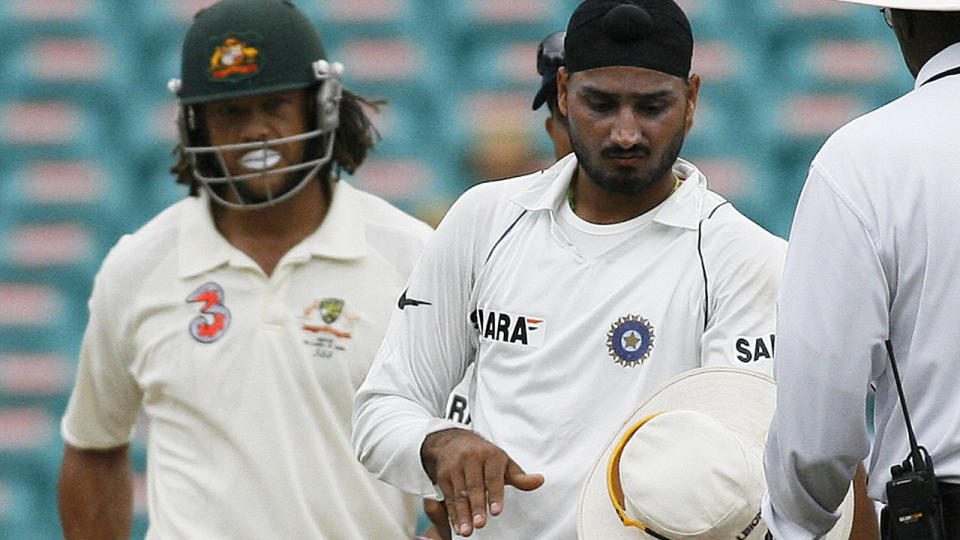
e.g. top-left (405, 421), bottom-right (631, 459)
top-left (763, 1), bottom-right (960, 538)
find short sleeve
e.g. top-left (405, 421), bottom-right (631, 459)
top-left (61, 244), bottom-right (144, 449)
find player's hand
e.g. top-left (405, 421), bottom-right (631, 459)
top-left (420, 428), bottom-right (544, 537)
top-left (422, 499), bottom-right (451, 540)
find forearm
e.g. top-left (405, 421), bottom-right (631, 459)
top-left (850, 464), bottom-right (880, 540)
top-left (58, 444), bottom-right (132, 540)
top-left (353, 387), bottom-right (462, 497)
top-left (764, 167), bottom-right (884, 536)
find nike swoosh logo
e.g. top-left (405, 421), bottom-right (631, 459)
top-left (398, 290), bottom-right (432, 310)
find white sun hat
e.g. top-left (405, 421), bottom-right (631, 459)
top-left (836, 0), bottom-right (960, 9)
top-left (578, 367), bottom-right (854, 540)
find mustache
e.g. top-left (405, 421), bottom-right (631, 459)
top-left (601, 145), bottom-right (651, 159)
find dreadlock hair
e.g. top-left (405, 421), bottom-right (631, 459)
top-left (170, 87), bottom-right (384, 196)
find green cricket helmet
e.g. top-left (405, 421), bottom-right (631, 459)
top-left (168, 0), bottom-right (344, 209)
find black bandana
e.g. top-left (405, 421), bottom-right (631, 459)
top-left (564, 0), bottom-right (693, 79)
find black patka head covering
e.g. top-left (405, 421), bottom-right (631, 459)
top-left (564, 0), bottom-right (693, 79)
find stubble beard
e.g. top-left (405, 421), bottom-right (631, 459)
top-left (570, 118), bottom-right (687, 196)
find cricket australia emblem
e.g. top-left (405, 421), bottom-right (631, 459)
top-left (606, 314), bottom-right (655, 367)
top-left (301, 298), bottom-right (356, 358)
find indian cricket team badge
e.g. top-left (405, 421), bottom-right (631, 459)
top-left (606, 314), bottom-right (655, 367)
top-left (208, 35), bottom-right (260, 81)
top-left (301, 298), bottom-right (357, 358)
top-left (186, 282), bottom-right (231, 343)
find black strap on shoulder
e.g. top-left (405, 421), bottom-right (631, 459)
top-left (922, 66), bottom-right (960, 87)
top-left (485, 210), bottom-right (528, 264)
top-left (698, 201), bottom-right (731, 332)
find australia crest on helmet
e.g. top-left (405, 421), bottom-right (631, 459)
top-left (208, 34), bottom-right (261, 81)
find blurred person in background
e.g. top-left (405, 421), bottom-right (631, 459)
top-left (532, 29), bottom-right (574, 161)
top-left (465, 31), bottom-right (575, 185)
top-left (763, 1), bottom-right (960, 539)
top-left (56, 0), bottom-right (430, 538)
top-left (353, 0), bottom-right (790, 537)
top-left (422, 28), bottom-right (575, 540)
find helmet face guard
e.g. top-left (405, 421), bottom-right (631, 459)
top-left (172, 61), bottom-right (343, 209)
top-left (169, 0), bottom-right (343, 209)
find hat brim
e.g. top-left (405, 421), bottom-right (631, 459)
top-left (532, 76), bottom-right (558, 110)
top-left (577, 367), bottom-right (855, 540)
top-left (835, 0), bottom-right (960, 9)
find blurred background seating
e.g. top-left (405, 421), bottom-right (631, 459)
top-left (0, 0), bottom-right (909, 536)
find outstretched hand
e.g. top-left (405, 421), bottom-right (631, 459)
top-left (420, 428), bottom-right (544, 537)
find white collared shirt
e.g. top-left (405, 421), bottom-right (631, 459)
top-left (62, 181), bottom-right (431, 539)
top-left (353, 155), bottom-right (785, 539)
top-left (763, 42), bottom-right (960, 539)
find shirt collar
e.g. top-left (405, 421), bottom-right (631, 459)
top-left (177, 190), bottom-right (236, 278)
top-left (508, 154), bottom-right (707, 230)
top-left (915, 42), bottom-right (960, 89)
top-left (177, 179), bottom-right (367, 278)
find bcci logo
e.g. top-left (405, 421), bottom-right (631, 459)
top-left (606, 314), bottom-right (655, 367)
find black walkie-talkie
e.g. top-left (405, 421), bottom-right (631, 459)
top-left (883, 340), bottom-right (946, 540)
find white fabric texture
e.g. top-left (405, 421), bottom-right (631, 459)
top-left (62, 181), bottom-right (431, 539)
top-left (763, 42), bottom-right (960, 539)
top-left (353, 155), bottom-right (786, 539)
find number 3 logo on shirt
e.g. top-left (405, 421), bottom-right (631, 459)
top-left (186, 282), bottom-right (231, 343)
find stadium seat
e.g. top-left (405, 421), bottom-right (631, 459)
top-left (304, 0), bottom-right (416, 48)
top-left (0, 217), bottom-right (112, 303)
top-left (2, 33), bottom-right (134, 109)
top-left (124, 0), bottom-right (215, 43)
top-left (754, 90), bottom-right (873, 219)
top-left (0, 96), bottom-right (114, 163)
top-left (450, 90), bottom-right (542, 145)
top-left (677, 0), bottom-right (747, 38)
top-left (0, 405), bottom-right (63, 540)
top-left (0, 0), bottom-right (119, 39)
top-left (0, 155), bottom-right (133, 244)
top-left (347, 156), bottom-right (439, 204)
top-left (444, 0), bottom-right (571, 37)
top-left (776, 37), bottom-right (912, 104)
top-left (755, 0), bottom-right (881, 40)
top-left (462, 39), bottom-right (542, 92)
top-left (360, 94), bottom-right (437, 158)
top-left (332, 35), bottom-right (444, 95)
top-left (686, 86), bottom-right (757, 155)
top-left (0, 352), bottom-right (74, 413)
top-left (768, 91), bottom-right (871, 144)
top-left (314, 0), bottom-right (413, 24)
top-left (0, 280), bottom-right (86, 358)
top-left (1, 155), bottom-right (130, 211)
top-left (128, 95), bottom-right (182, 199)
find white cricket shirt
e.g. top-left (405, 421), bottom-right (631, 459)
top-left (62, 180), bottom-right (431, 539)
top-left (763, 42), bottom-right (960, 539)
top-left (354, 155), bottom-right (786, 539)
